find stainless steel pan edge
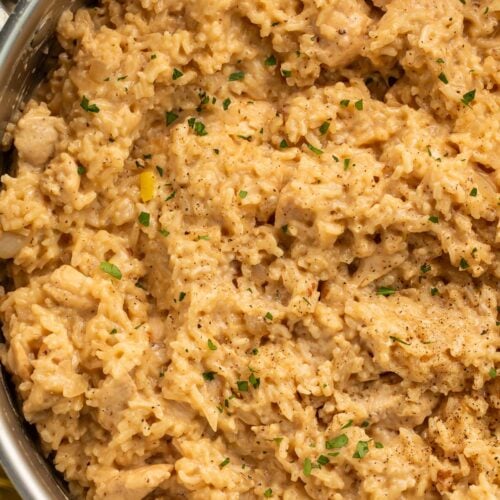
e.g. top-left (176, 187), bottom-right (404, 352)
top-left (0, 0), bottom-right (77, 498)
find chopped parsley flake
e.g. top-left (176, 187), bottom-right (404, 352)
top-left (138, 211), bottom-right (150, 227)
top-left (219, 457), bottom-right (230, 468)
top-left (223, 98), bottom-right (231, 110)
top-left (80, 96), bottom-right (99, 113)
top-left (156, 166), bottom-right (164, 177)
top-left (489, 368), bottom-right (497, 378)
top-left (117, 75), bottom-right (127, 81)
top-left (438, 72), bottom-right (449, 84)
top-left (151, 54), bottom-right (157, 60)
top-left (360, 420), bottom-right (370, 428)
top-left (461, 89), bottom-right (476, 106)
top-left (375, 442), bottom-right (384, 449)
top-left (238, 135), bottom-right (252, 141)
top-left (431, 287), bottom-right (439, 296)
top-left (249, 372), bottom-right (260, 389)
top-left (470, 187), bottom-right (478, 197)
top-left (340, 99), bottom-right (350, 108)
top-left (202, 371), bottom-right (216, 381)
top-left (77, 164), bottom-right (86, 175)
top-left (281, 69), bottom-right (292, 78)
top-left (99, 261), bottom-right (122, 280)
top-left (343, 158), bottom-right (351, 171)
top-left (420, 263), bottom-right (431, 274)
top-left (459, 258), bottom-right (469, 269)
top-left (303, 458), bottom-right (312, 476)
top-left (279, 139), bottom-right (288, 148)
top-left (319, 121), bottom-right (330, 135)
top-left (390, 336), bottom-right (411, 346)
top-left (197, 235), bottom-right (209, 241)
top-left (239, 190), bottom-right (248, 199)
top-left (179, 291), bottom-right (186, 302)
top-left (354, 99), bottom-right (364, 110)
top-left (341, 420), bottom-right (353, 429)
top-left (172, 68), bottom-right (183, 80)
top-left (429, 215), bottom-right (439, 223)
top-left (325, 434), bottom-right (348, 449)
top-left (237, 380), bottom-right (249, 392)
top-left (317, 455), bottom-right (329, 466)
top-left (264, 312), bottom-right (273, 321)
top-left (436, 58), bottom-right (445, 64)
top-left (252, 348), bottom-right (259, 355)
top-left (376, 286), bottom-right (396, 296)
top-left (165, 190), bottom-right (176, 201)
top-left (281, 224), bottom-right (289, 234)
top-left (265, 55), bottom-right (277, 66)
top-left (353, 440), bottom-right (369, 459)
top-left (110, 328), bottom-right (118, 334)
top-left (332, 154), bottom-right (339, 162)
top-left (159, 228), bottom-right (170, 237)
top-left (307, 143), bottom-right (323, 155)
top-left (229, 71), bottom-right (245, 81)
top-left (207, 339), bottom-right (217, 351)
top-left (165, 111), bottom-right (178, 126)
top-left (264, 488), bottom-right (273, 497)
top-left (193, 121), bottom-right (208, 136)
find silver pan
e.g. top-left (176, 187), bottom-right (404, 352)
top-left (0, 0), bottom-right (80, 497)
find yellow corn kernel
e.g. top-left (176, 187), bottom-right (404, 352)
top-left (140, 171), bottom-right (155, 202)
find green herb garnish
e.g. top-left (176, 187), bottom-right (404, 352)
top-left (223, 98), bottom-right (231, 110)
top-left (325, 434), bottom-right (348, 449)
top-left (229, 71), bottom-right (245, 81)
top-left (340, 99), bottom-right (350, 108)
top-left (469, 187), bottom-right (477, 197)
top-left (376, 286), bottom-right (395, 296)
top-left (249, 372), bottom-right (260, 389)
top-left (354, 99), bottom-right (363, 110)
top-left (461, 89), bottom-right (476, 106)
top-left (207, 339), bottom-right (217, 351)
top-left (420, 263), bottom-right (431, 274)
top-left (390, 336), bottom-right (411, 346)
top-left (239, 190), bottom-right (248, 199)
top-left (179, 291), bottom-right (186, 301)
top-left (438, 72), bottom-right (448, 84)
top-left (319, 121), bottom-right (330, 135)
top-left (80, 96), bottom-right (99, 113)
top-left (303, 458), bottom-right (312, 476)
top-left (353, 440), bottom-right (369, 459)
top-left (203, 371), bottom-right (216, 381)
top-left (237, 380), bottom-right (249, 392)
top-left (165, 111), bottom-right (178, 126)
top-left (99, 261), bottom-right (122, 280)
top-left (219, 457), bottom-right (230, 468)
top-left (265, 55), bottom-right (277, 66)
top-left (307, 143), bottom-right (323, 155)
top-left (138, 211), bottom-right (150, 227)
top-left (172, 68), bottom-right (183, 80)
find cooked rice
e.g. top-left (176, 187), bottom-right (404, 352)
top-left (0, 0), bottom-right (499, 498)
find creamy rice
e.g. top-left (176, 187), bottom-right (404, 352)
top-left (0, 0), bottom-right (499, 498)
